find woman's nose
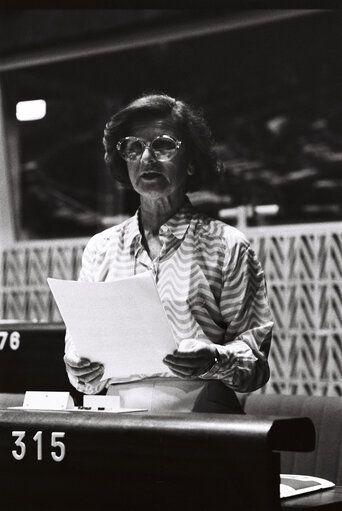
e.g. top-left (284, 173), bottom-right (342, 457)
top-left (140, 146), bottom-right (156, 163)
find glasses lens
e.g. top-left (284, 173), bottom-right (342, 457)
top-left (152, 136), bottom-right (177, 161)
top-left (118, 138), bottom-right (143, 161)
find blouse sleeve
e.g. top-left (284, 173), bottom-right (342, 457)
top-left (64, 236), bottom-right (108, 395)
top-left (200, 236), bottom-right (273, 392)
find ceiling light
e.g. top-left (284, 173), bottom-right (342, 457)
top-left (16, 100), bottom-right (46, 121)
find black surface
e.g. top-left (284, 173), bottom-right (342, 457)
top-left (0, 410), bottom-right (316, 511)
top-left (0, 322), bottom-right (81, 401)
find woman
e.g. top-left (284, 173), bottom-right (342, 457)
top-left (64, 92), bottom-right (273, 413)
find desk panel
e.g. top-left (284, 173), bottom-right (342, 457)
top-left (0, 410), bottom-right (315, 511)
top-left (0, 323), bottom-right (74, 394)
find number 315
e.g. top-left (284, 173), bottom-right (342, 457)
top-left (12, 431), bottom-right (66, 462)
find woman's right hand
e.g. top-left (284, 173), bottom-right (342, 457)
top-left (64, 350), bottom-right (104, 387)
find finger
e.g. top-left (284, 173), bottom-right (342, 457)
top-left (174, 348), bottom-right (210, 358)
top-left (81, 367), bottom-right (105, 383)
top-left (166, 365), bottom-right (194, 378)
top-left (66, 363), bottom-right (103, 378)
top-left (66, 363), bottom-right (99, 377)
top-left (81, 370), bottom-right (105, 387)
top-left (164, 354), bottom-right (208, 368)
top-left (64, 353), bottom-right (92, 369)
top-left (163, 359), bottom-right (197, 376)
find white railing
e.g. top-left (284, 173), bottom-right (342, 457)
top-left (1, 221), bottom-right (342, 396)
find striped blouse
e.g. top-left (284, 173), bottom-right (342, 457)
top-left (65, 196), bottom-right (273, 395)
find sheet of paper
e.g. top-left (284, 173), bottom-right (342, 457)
top-left (47, 272), bottom-right (177, 380)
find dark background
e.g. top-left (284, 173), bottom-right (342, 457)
top-left (1, 9), bottom-right (342, 238)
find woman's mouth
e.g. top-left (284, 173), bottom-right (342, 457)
top-left (141, 171), bottom-right (162, 180)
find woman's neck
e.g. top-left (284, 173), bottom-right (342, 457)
top-left (140, 193), bottom-right (186, 235)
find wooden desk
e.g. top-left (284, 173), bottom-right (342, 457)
top-left (282, 487), bottom-right (342, 510)
top-left (0, 409), bottom-right (314, 511)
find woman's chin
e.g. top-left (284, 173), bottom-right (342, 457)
top-left (137, 181), bottom-right (171, 198)
top-left (140, 188), bottom-right (169, 200)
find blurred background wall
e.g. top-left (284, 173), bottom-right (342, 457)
top-left (0, 8), bottom-right (341, 396)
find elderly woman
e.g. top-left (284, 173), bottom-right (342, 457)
top-left (64, 92), bottom-right (273, 413)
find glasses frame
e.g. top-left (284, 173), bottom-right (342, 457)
top-left (116, 134), bottom-right (182, 162)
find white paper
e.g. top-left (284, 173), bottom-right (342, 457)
top-left (280, 474), bottom-right (335, 498)
top-left (47, 272), bottom-right (176, 380)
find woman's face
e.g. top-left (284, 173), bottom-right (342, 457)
top-left (124, 117), bottom-right (190, 200)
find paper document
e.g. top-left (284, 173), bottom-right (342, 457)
top-left (280, 474), bottom-right (335, 498)
top-left (47, 272), bottom-right (176, 380)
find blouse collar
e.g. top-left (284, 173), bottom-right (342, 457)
top-left (125, 195), bottom-right (194, 248)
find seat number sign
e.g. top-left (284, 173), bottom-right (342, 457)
top-left (0, 331), bottom-right (20, 350)
top-left (11, 431), bottom-right (66, 462)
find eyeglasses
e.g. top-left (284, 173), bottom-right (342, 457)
top-left (116, 135), bottom-right (182, 162)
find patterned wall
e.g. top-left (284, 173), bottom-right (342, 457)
top-left (0, 239), bottom-right (87, 323)
top-left (248, 222), bottom-right (342, 396)
top-left (1, 222), bottom-right (342, 396)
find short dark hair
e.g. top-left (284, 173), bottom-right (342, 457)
top-left (103, 92), bottom-right (221, 191)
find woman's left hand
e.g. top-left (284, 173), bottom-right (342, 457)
top-left (163, 339), bottom-right (218, 378)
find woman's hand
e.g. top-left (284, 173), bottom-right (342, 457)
top-left (163, 339), bottom-right (218, 378)
top-left (64, 350), bottom-right (104, 387)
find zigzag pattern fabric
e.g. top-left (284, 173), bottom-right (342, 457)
top-left (65, 197), bottom-right (273, 395)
